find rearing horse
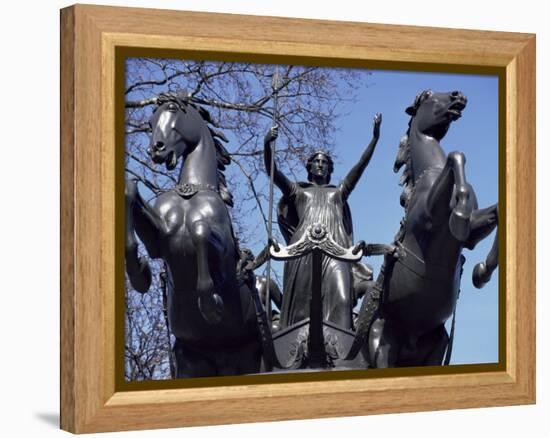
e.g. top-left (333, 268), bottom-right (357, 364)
top-left (357, 90), bottom-right (499, 367)
top-left (125, 93), bottom-right (261, 377)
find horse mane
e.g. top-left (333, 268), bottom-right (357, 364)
top-left (394, 90), bottom-right (434, 209)
top-left (394, 127), bottom-right (414, 209)
top-left (156, 93), bottom-right (234, 207)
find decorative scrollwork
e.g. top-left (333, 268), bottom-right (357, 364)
top-left (270, 224), bottom-right (364, 262)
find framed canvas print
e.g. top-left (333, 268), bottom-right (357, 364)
top-left (60, 4), bottom-right (536, 433)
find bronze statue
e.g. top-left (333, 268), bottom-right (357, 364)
top-left (125, 93), bottom-right (262, 377)
top-left (124, 86), bottom-right (500, 376)
top-left (350, 90), bottom-right (499, 367)
top-left (263, 114), bottom-right (382, 331)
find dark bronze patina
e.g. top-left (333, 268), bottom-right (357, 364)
top-left (350, 90), bottom-right (499, 368)
top-left (125, 93), bottom-right (262, 377)
top-left (263, 115), bottom-right (382, 331)
top-left (125, 89), bottom-right (499, 377)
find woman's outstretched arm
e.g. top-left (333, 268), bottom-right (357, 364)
top-left (264, 125), bottom-right (295, 196)
top-left (340, 113), bottom-right (382, 200)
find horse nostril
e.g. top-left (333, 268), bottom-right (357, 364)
top-left (451, 91), bottom-right (466, 103)
top-left (155, 141), bottom-right (165, 151)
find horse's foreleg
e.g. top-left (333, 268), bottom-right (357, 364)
top-left (131, 182), bottom-right (166, 259)
top-left (466, 204), bottom-right (498, 288)
top-left (368, 316), bottom-right (400, 368)
top-left (426, 151), bottom-right (474, 242)
top-left (125, 179), bottom-right (153, 293)
top-left (190, 220), bottom-right (224, 324)
top-left (173, 338), bottom-right (217, 377)
top-left (417, 325), bottom-right (449, 366)
top-left (466, 204), bottom-right (498, 249)
top-left (473, 229), bottom-right (499, 289)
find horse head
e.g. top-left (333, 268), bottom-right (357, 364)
top-left (394, 90), bottom-right (468, 203)
top-left (147, 93), bottom-right (205, 170)
top-left (406, 90), bottom-right (467, 140)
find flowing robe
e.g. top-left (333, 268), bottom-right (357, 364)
top-left (277, 182), bottom-right (354, 329)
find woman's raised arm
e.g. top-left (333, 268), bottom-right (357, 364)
top-left (341, 113), bottom-right (382, 200)
top-left (264, 125), bottom-right (294, 196)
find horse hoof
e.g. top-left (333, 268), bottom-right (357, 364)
top-left (449, 210), bottom-right (471, 242)
top-left (473, 262), bottom-right (491, 289)
top-left (125, 178), bottom-right (139, 199)
top-left (127, 256), bottom-right (152, 293)
top-left (135, 258), bottom-right (152, 293)
top-left (198, 293), bottom-right (224, 324)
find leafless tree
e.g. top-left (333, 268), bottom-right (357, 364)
top-left (125, 257), bottom-right (173, 381)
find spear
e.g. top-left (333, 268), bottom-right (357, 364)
top-left (265, 67), bottom-right (283, 316)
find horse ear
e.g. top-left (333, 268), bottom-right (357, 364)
top-left (405, 106), bottom-right (416, 116)
top-left (406, 89), bottom-right (432, 115)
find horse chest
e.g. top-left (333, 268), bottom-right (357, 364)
top-left (156, 201), bottom-right (187, 234)
top-left (153, 202), bottom-right (194, 260)
top-left (155, 195), bottom-right (202, 233)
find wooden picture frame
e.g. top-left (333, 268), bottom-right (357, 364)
top-left (60, 4), bottom-right (535, 433)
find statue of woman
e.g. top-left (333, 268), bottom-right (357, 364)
top-left (263, 114), bottom-right (382, 330)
